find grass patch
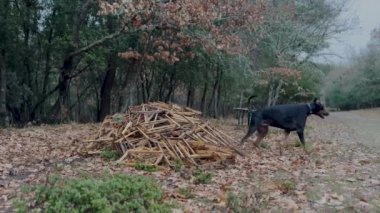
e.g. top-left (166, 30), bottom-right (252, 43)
top-left (100, 149), bottom-right (120, 160)
top-left (134, 163), bottom-right (157, 172)
top-left (227, 190), bottom-right (269, 213)
top-left (294, 141), bottom-right (302, 147)
top-left (178, 187), bottom-right (194, 199)
top-left (306, 187), bottom-right (322, 202)
top-left (275, 179), bottom-right (296, 194)
top-left (193, 170), bottom-right (212, 184)
top-left (173, 158), bottom-right (183, 172)
top-left (260, 142), bottom-right (270, 149)
top-left (14, 174), bottom-right (171, 213)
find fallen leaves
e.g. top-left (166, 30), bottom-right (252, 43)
top-left (1, 116), bottom-right (380, 212)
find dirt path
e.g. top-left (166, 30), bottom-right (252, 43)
top-left (330, 109), bottom-right (380, 148)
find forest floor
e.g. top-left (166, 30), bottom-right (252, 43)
top-left (1, 109), bottom-right (380, 212)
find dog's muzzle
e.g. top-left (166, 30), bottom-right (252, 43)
top-left (318, 111), bottom-right (329, 119)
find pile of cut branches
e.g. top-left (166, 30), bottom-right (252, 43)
top-left (80, 102), bottom-right (243, 168)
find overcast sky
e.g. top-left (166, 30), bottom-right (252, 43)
top-left (322, 0), bottom-right (380, 64)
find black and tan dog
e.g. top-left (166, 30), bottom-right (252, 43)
top-left (241, 98), bottom-right (329, 154)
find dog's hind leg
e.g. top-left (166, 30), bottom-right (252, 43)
top-left (279, 131), bottom-right (290, 156)
top-left (253, 124), bottom-right (268, 149)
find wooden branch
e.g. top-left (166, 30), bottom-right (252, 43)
top-left (68, 30), bottom-right (123, 58)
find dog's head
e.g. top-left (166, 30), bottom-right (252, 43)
top-left (311, 98), bottom-right (329, 119)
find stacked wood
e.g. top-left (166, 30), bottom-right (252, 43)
top-left (81, 102), bottom-right (243, 168)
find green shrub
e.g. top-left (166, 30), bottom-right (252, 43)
top-left (227, 190), bottom-right (269, 213)
top-left (14, 174), bottom-right (171, 213)
top-left (173, 158), bottom-right (183, 172)
top-left (276, 179), bottom-right (296, 194)
top-left (178, 187), bottom-right (194, 199)
top-left (100, 149), bottom-right (120, 160)
top-left (134, 163), bottom-right (158, 172)
top-left (294, 141), bottom-right (302, 147)
top-left (193, 170), bottom-right (212, 184)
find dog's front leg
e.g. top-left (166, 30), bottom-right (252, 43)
top-left (241, 126), bottom-right (257, 145)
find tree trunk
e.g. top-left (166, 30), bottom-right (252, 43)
top-left (267, 81), bottom-right (274, 107)
top-left (208, 80), bottom-right (218, 116)
top-left (208, 67), bottom-right (222, 118)
top-left (0, 0), bottom-right (8, 127)
top-left (200, 82), bottom-right (208, 115)
top-left (40, 10), bottom-right (56, 119)
top-left (51, 0), bottom-right (94, 122)
top-left (186, 84), bottom-right (195, 107)
top-left (98, 55), bottom-right (117, 121)
top-left (0, 50), bottom-right (8, 127)
top-left (215, 72), bottom-right (223, 118)
top-left (165, 70), bottom-right (176, 103)
top-left (50, 54), bottom-right (74, 122)
top-left (272, 80), bottom-right (283, 105)
top-left (267, 79), bottom-right (283, 106)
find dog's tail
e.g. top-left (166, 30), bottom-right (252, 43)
top-left (248, 110), bottom-right (260, 128)
top-left (247, 95), bottom-right (256, 107)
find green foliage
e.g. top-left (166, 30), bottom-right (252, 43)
top-left (100, 149), bottom-right (120, 161)
top-left (227, 190), bottom-right (269, 213)
top-left (134, 163), bottom-right (158, 172)
top-left (193, 170), bottom-right (212, 184)
top-left (275, 179), bottom-right (296, 194)
top-left (14, 174), bottom-right (171, 213)
top-left (173, 158), bottom-right (183, 172)
top-left (294, 141), bottom-right (302, 147)
top-left (178, 187), bottom-right (194, 199)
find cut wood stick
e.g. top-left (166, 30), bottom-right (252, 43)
top-left (201, 135), bottom-right (219, 145)
top-left (151, 113), bottom-right (158, 128)
top-left (119, 142), bottom-right (126, 153)
top-left (130, 110), bottom-right (163, 114)
top-left (122, 122), bottom-right (133, 135)
top-left (146, 124), bottom-right (176, 133)
top-left (156, 143), bottom-right (172, 166)
top-left (182, 139), bottom-right (196, 154)
top-left (84, 138), bottom-right (114, 143)
top-left (198, 125), bottom-right (221, 143)
top-left (141, 119), bottom-right (168, 125)
top-left (162, 141), bottom-right (179, 159)
top-left (165, 114), bottom-right (181, 127)
top-left (116, 151), bottom-right (129, 163)
top-left (209, 124), bottom-right (240, 144)
top-left (128, 150), bottom-right (162, 154)
top-left (190, 153), bottom-right (214, 159)
top-left (173, 143), bottom-right (185, 158)
top-left (184, 107), bottom-right (202, 115)
top-left (154, 154), bottom-right (164, 165)
top-left (146, 113), bottom-right (156, 123)
top-left (124, 130), bottom-right (138, 138)
top-left (136, 127), bottom-right (150, 139)
top-left (161, 139), bottom-right (178, 159)
top-left (177, 143), bottom-right (198, 166)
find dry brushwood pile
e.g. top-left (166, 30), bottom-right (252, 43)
top-left (80, 102), bottom-right (243, 168)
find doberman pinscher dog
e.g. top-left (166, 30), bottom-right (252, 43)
top-left (241, 98), bottom-right (329, 154)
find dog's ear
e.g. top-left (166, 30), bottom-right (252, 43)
top-left (313, 98), bottom-right (320, 104)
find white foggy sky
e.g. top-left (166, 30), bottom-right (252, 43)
top-left (322, 0), bottom-right (380, 64)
